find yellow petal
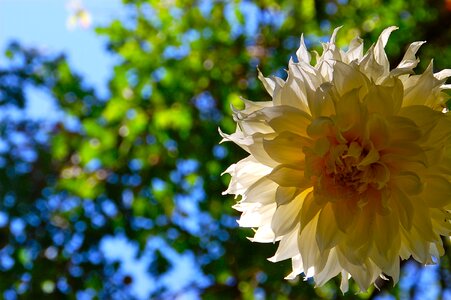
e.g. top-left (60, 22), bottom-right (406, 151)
top-left (306, 117), bottom-right (335, 139)
top-left (263, 131), bottom-right (310, 164)
top-left (333, 87), bottom-right (363, 131)
top-left (412, 202), bottom-right (437, 243)
top-left (265, 106), bottom-right (312, 136)
top-left (332, 61), bottom-right (368, 96)
top-left (399, 105), bottom-right (442, 133)
top-left (346, 206), bottom-right (374, 250)
top-left (346, 141), bottom-right (362, 158)
top-left (365, 78), bottom-right (403, 116)
top-left (267, 165), bottom-right (311, 188)
top-left (383, 141), bottom-right (426, 166)
top-left (393, 171), bottom-right (423, 195)
top-left (387, 116), bottom-right (422, 141)
top-left (300, 190), bottom-right (321, 228)
top-left (275, 186), bottom-right (300, 206)
top-left (358, 144), bottom-right (380, 167)
top-left (316, 203), bottom-right (342, 252)
top-left (391, 186), bottom-right (414, 230)
top-left (247, 133), bottom-right (279, 167)
top-left (422, 175), bottom-right (451, 208)
top-left (271, 196), bottom-right (302, 236)
top-left (365, 113), bottom-right (390, 150)
top-left (331, 200), bottom-right (357, 233)
top-left (366, 162), bottom-right (390, 189)
top-left (373, 213), bottom-right (400, 260)
top-left (423, 115), bottom-right (451, 148)
top-left (430, 208), bottom-right (451, 234)
top-left (304, 80), bottom-right (335, 118)
top-left (401, 227), bottom-right (430, 263)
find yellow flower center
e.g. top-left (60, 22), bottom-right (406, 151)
top-left (305, 115), bottom-right (391, 203)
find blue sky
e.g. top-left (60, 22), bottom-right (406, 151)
top-left (0, 0), bottom-right (121, 98)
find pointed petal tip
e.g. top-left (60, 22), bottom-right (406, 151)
top-left (377, 26), bottom-right (399, 48)
top-left (435, 69), bottom-right (451, 80)
top-left (217, 128), bottom-right (231, 144)
top-left (284, 273), bottom-right (297, 280)
top-left (296, 33), bottom-right (312, 63)
top-left (330, 26), bottom-right (343, 43)
top-left (382, 26), bottom-right (399, 35)
top-left (267, 256), bottom-right (277, 263)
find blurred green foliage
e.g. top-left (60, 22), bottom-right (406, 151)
top-left (0, 0), bottom-right (450, 299)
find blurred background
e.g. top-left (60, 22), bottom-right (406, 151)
top-left (0, 0), bottom-right (450, 299)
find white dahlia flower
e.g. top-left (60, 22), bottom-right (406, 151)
top-left (221, 26), bottom-right (451, 292)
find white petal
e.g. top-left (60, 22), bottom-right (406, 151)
top-left (237, 203), bottom-right (276, 227)
top-left (242, 177), bottom-right (278, 204)
top-left (330, 26), bottom-right (342, 44)
top-left (268, 226), bottom-right (300, 262)
top-left (434, 68), bottom-right (451, 80)
top-left (360, 26), bottom-right (398, 82)
top-left (296, 34), bottom-right (311, 63)
top-left (278, 64), bottom-right (311, 112)
top-left (218, 126), bottom-right (252, 152)
top-left (298, 214), bottom-right (320, 271)
top-left (285, 254), bottom-right (304, 280)
top-left (271, 194), bottom-right (303, 236)
top-left (377, 26), bottom-right (398, 48)
top-left (222, 156), bottom-right (272, 196)
top-left (258, 68), bottom-right (276, 95)
top-left (394, 41), bottom-right (425, 71)
top-left (249, 224), bottom-right (278, 243)
top-left (314, 248), bottom-right (341, 287)
top-left (340, 271), bottom-right (350, 293)
top-left (346, 36), bottom-right (363, 62)
top-left (403, 61), bottom-right (442, 107)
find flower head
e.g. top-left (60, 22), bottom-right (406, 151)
top-left (221, 27), bottom-right (451, 292)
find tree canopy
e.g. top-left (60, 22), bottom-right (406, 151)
top-left (0, 0), bottom-right (450, 299)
